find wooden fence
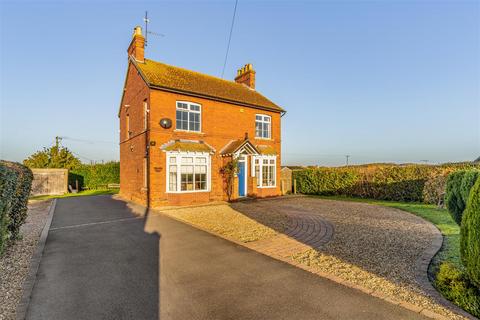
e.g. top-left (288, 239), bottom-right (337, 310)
top-left (31, 168), bottom-right (68, 196)
top-left (280, 167), bottom-right (293, 195)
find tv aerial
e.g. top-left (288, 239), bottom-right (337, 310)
top-left (144, 11), bottom-right (165, 46)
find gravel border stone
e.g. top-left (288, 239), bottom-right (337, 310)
top-left (15, 199), bottom-right (56, 320)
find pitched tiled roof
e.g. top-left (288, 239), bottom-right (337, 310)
top-left (256, 145), bottom-right (277, 155)
top-left (134, 59), bottom-right (284, 112)
top-left (161, 140), bottom-right (215, 153)
top-left (220, 139), bottom-right (259, 156)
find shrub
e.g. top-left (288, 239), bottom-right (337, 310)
top-left (69, 162), bottom-right (120, 189)
top-left (423, 175), bottom-right (448, 205)
top-left (460, 170), bottom-right (480, 204)
top-left (0, 161), bottom-right (33, 254)
top-left (445, 171), bottom-right (467, 225)
top-left (4, 162), bottom-right (33, 240)
top-left (460, 178), bottom-right (480, 288)
top-left (435, 263), bottom-right (480, 317)
top-left (0, 165), bottom-right (17, 253)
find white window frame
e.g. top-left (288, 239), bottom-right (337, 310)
top-left (175, 101), bottom-right (202, 133)
top-left (166, 152), bottom-right (211, 193)
top-left (252, 155), bottom-right (276, 188)
top-left (255, 114), bottom-right (271, 139)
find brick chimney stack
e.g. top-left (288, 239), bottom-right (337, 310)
top-left (235, 63), bottom-right (256, 89)
top-left (128, 26), bottom-right (145, 63)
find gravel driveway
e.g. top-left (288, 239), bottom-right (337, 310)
top-left (231, 197), bottom-right (467, 320)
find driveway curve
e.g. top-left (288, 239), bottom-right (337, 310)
top-left (232, 197), bottom-right (466, 319)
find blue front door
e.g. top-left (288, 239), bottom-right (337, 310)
top-left (238, 161), bottom-right (246, 197)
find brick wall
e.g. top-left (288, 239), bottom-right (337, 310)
top-left (119, 62), bottom-right (149, 204)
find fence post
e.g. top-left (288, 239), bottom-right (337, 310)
top-left (293, 179), bottom-right (297, 194)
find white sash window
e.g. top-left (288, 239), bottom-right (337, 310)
top-left (255, 114), bottom-right (271, 139)
top-left (252, 155), bottom-right (276, 188)
top-left (176, 102), bottom-right (201, 132)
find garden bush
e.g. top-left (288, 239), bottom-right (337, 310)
top-left (460, 178), bottom-right (480, 288)
top-left (460, 170), bottom-right (480, 204)
top-left (423, 174), bottom-right (448, 205)
top-left (0, 161), bottom-right (33, 254)
top-left (69, 161), bottom-right (119, 190)
top-left (445, 171), bottom-right (468, 225)
top-left (293, 162), bottom-right (479, 203)
top-left (435, 262), bottom-right (480, 317)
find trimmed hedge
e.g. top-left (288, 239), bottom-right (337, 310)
top-left (460, 178), bottom-right (480, 288)
top-left (69, 162), bottom-right (119, 190)
top-left (0, 161), bottom-right (33, 254)
top-left (460, 170), bottom-right (480, 204)
top-left (446, 171), bottom-right (468, 225)
top-left (445, 170), bottom-right (480, 225)
top-left (293, 163), bottom-right (479, 203)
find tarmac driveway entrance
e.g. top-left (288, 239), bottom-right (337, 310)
top-left (25, 195), bottom-right (427, 320)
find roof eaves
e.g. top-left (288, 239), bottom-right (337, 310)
top-left (149, 84), bottom-right (285, 114)
top-left (160, 139), bottom-right (215, 153)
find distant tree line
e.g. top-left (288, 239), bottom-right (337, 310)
top-left (23, 144), bottom-right (119, 190)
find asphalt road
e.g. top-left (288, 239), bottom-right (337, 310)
top-left (26, 195), bottom-right (428, 320)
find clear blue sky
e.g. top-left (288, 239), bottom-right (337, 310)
top-left (1, 0), bottom-right (478, 166)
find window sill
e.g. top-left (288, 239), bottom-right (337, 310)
top-left (255, 137), bottom-right (272, 141)
top-left (257, 185), bottom-right (277, 189)
top-left (166, 190), bottom-right (210, 194)
top-left (174, 129), bottom-right (205, 135)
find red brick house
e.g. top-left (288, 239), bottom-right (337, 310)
top-left (119, 26), bottom-right (285, 207)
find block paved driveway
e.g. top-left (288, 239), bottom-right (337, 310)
top-left (26, 195), bottom-right (428, 320)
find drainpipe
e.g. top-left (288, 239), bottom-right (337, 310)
top-left (145, 100), bottom-right (150, 210)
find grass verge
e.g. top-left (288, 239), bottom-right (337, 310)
top-left (29, 189), bottom-right (119, 201)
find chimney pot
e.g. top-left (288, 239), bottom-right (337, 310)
top-left (133, 26), bottom-right (143, 37)
top-left (234, 63), bottom-right (256, 89)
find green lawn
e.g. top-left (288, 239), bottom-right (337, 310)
top-left (313, 195), bottom-right (461, 270)
top-left (30, 189), bottom-right (119, 201)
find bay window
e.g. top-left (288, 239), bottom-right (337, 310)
top-left (253, 156), bottom-right (276, 187)
top-left (167, 153), bottom-right (210, 192)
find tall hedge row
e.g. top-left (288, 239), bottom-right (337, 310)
top-left (445, 170), bottom-right (480, 225)
top-left (69, 162), bottom-right (120, 190)
top-left (0, 161), bottom-right (33, 254)
top-left (460, 178), bottom-right (480, 288)
top-left (293, 163), bottom-right (480, 203)
top-left (445, 171), bottom-right (468, 225)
